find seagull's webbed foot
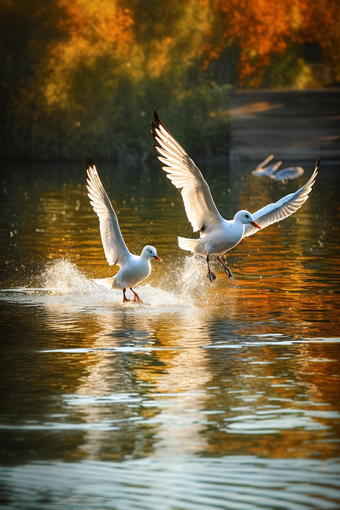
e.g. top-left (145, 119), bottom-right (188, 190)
top-left (207, 269), bottom-right (217, 282)
top-left (217, 256), bottom-right (234, 279)
top-left (130, 288), bottom-right (143, 304)
top-left (206, 255), bottom-right (217, 283)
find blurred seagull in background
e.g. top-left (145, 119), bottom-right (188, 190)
top-left (86, 156), bottom-right (161, 303)
top-left (270, 166), bottom-right (305, 183)
top-left (252, 155), bottom-right (305, 182)
top-left (252, 155), bottom-right (282, 177)
top-left (151, 110), bottom-right (319, 282)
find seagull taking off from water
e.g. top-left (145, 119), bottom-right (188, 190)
top-left (151, 111), bottom-right (319, 282)
top-left (86, 156), bottom-right (161, 303)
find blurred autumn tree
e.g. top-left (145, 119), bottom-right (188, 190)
top-left (0, 0), bottom-right (338, 159)
top-left (205, 0), bottom-right (340, 87)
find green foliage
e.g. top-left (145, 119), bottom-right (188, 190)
top-left (261, 44), bottom-right (316, 89)
top-left (21, 78), bottom-right (230, 160)
top-left (156, 84), bottom-right (231, 158)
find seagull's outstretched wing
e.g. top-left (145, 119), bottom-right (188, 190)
top-left (270, 166), bottom-right (304, 181)
top-left (255, 154), bottom-right (274, 170)
top-left (244, 159), bottom-right (319, 237)
top-left (86, 156), bottom-right (130, 266)
top-left (151, 111), bottom-right (223, 233)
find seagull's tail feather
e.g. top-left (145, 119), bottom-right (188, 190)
top-left (93, 277), bottom-right (116, 290)
top-left (178, 237), bottom-right (200, 253)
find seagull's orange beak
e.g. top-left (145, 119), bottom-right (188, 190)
top-left (251, 221), bottom-right (261, 229)
top-left (154, 255), bottom-right (162, 261)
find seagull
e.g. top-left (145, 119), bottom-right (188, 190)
top-left (270, 166), bottom-right (304, 182)
top-left (86, 156), bottom-right (162, 303)
top-left (151, 111), bottom-right (319, 282)
top-left (252, 155), bottom-right (282, 177)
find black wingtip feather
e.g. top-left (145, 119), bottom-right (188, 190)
top-left (316, 158), bottom-right (320, 169)
top-left (86, 155), bottom-right (95, 170)
top-left (154, 109), bottom-right (161, 126)
top-left (154, 110), bottom-right (167, 131)
top-left (150, 120), bottom-right (160, 144)
top-left (152, 110), bottom-right (173, 139)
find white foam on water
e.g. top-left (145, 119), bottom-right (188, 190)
top-left (0, 258), bottom-right (201, 312)
top-left (175, 255), bottom-right (210, 296)
top-left (39, 258), bottom-right (204, 306)
top-left (40, 259), bottom-right (95, 295)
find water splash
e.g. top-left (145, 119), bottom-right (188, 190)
top-left (0, 255), bottom-right (213, 313)
top-left (0, 258), bottom-right (200, 311)
top-left (177, 255), bottom-right (210, 296)
top-left (39, 259), bottom-right (95, 295)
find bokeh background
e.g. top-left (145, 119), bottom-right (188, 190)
top-left (1, 0), bottom-right (339, 160)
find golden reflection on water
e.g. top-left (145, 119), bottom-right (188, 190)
top-left (1, 160), bottom-right (340, 466)
top-left (31, 273), bottom-right (340, 463)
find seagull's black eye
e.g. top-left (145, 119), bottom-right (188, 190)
top-left (245, 214), bottom-right (250, 219)
top-left (148, 249), bottom-right (152, 253)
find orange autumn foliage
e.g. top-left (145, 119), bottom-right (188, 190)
top-left (298, 0), bottom-right (340, 76)
top-left (1, 0), bottom-right (339, 158)
top-left (205, 0), bottom-right (340, 86)
top-left (41, 0), bottom-right (340, 89)
top-left (58, 0), bottom-right (134, 51)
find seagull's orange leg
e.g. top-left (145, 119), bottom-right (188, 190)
top-left (130, 288), bottom-right (143, 304)
top-left (217, 256), bottom-right (234, 279)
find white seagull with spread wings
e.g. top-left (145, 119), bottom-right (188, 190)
top-left (151, 111), bottom-right (319, 282)
top-left (86, 156), bottom-right (161, 303)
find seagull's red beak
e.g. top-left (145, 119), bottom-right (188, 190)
top-left (251, 221), bottom-right (261, 229)
top-left (154, 255), bottom-right (162, 261)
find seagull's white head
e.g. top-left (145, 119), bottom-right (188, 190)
top-left (234, 210), bottom-right (261, 229)
top-left (141, 245), bottom-right (162, 261)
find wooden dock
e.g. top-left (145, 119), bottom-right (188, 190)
top-left (229, 88), bottom-right (340, 162)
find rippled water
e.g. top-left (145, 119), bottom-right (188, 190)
top-left (1, 159), bottom-right (340, 509)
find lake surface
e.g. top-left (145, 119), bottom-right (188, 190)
top-left (1, 158), bottom-right (340, 510)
